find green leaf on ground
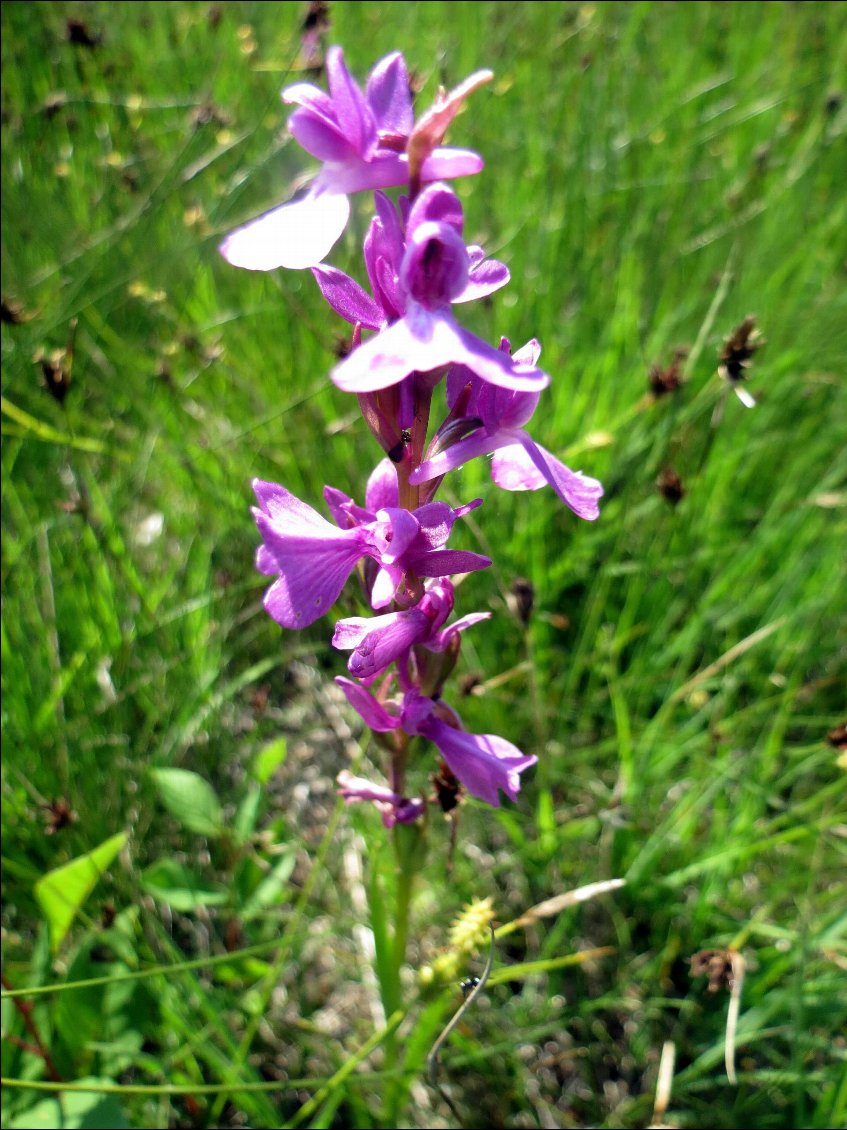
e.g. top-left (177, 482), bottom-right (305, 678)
top-left (34, 833), bottom-right (127, 952)
top-left (149, 768), bottom-right (224, 836)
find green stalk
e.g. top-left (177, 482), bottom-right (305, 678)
top-left (366, 819), bottom-right (426, 1127)
top-left (383, 822), bottom-right (423, 1126)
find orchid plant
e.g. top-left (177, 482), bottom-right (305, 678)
top-left (222, 44), bottom-right (602, 1100)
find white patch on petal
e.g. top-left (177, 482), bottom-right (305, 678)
top-left (220, 191), bottom-right (350, 271)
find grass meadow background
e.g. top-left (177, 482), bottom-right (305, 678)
top-left (2, 2), bottom-right (846, 1127)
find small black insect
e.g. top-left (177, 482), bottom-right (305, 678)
top-left (388, 428), bottom-right (414, 463)
top-left (459, 975), bottom-right (480, 997)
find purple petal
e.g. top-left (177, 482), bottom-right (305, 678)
top-left (394, 798), bottom-right (427, 824)
top-left (331, 307), bottom-right (445, 392)
top-left (511, 338), bottom-right (542, 366)
top-left (323, 485), bottom-right (373, 528)
top-left (252, 480), bottom-right (366, 627)
top-left (398, 688), bottom-right (435, 732)
top-left (401, 220), bottom-right (469, 308)
top-left (288, 108), bottom-right (352, 162)
top-left (337, 770), bottom-right (402, 805)
top-left (455, 256), bottom-right (511, 303)
top-left (414, 549), bottom-right (492, 577)
top-left (373, 507), bottom-right (420, 562)
top-left (325, 46), bottom-right (375, 156)
top-left (331, 618), bottom-right (371, 649)
top-left (429, 611), bottom-right (491, 651)
top-left (321, 149), bottom-right (484, 197)
top-left (416, 578), bottom-right (455, 633)
top-left (333, 609), bottom-right (430, 678)
top-left (374, 191), bottom-right (405, 251)
top-left (366, 52), bottom-right (414, 136)
top-left (337, 770), bottom-right (423, 827)
top-left (334, 308), bottom-right (549, 395)
top-left (258, 545), bottom-right (361, 628)
top-left (410, 501), bottom-right (456, 550)
top-left (406, 183), bottom-right (464, 237)
top-left (326, 153), bottom-right (410, 194)
top-left (419, 147), bottom-right (484, 182)
top-left (487, 443), bottom-right (543, 490)
top-left (446, 361), bottom-right (483, 411)
top-left (411, 428), bottom-right (514, 485)
top-left (452, 498), bottom-right (483, 519)
top-left (450, 322), bottom-right (550, 392)
top-left (364, 194), bottom-right (405, 316)
top-left (364, 458), bottom-right (399, 512)
top-left (492, 437), bottom-right (604, 520)
top-left (219, 189), bottom-right (350, 271)
top-left (312, 265), bottom-right (383, 329)
top-left (370, 563), bottom-right (403, 609)
top-left (420, 717), bottom-right (537, 806)
top-left (333, 289), bottom-right (549, 393)
top-left (335, 676), bottom-right (399, 732)
top-left (282, 82), bottom-right (333, 113)
top-left (254, 478), bottom-right (332, 526)
top-left (475, 380), bottom-right (540, 431)
top-left (371, 254), bottom-right (404, 321)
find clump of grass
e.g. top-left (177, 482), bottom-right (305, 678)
top-left (2, 3), bottom-right (845, 1128)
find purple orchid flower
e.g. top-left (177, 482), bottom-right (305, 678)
top-left (335, 679), bottom-right (537, 806)
top-left (220, 48), bottom-right (483, 272)
top-left (252, 473), bottom-right (491, 629)
top-left (326, 183), bottom-right (550, 396)
top-left (312, 190), bottom-right (511, 332)
top-left (332, 577), bottom-right (490, 680)
top-left (409, 338), bottom-right (604, 520)
top-left (336, 770), bottom-right (424, 828)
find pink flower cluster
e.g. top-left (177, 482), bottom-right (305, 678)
top-left (223, 48), bottom-right (603, 825)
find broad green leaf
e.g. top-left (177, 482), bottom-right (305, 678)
top-left (142, 858), bottom-right (228, 912)
top-left (149, 767), bottom-right (224, 836)
top-left (252, 736), bottom-right (287, 784)
top-left (34, 832), bottom-right (127, 952)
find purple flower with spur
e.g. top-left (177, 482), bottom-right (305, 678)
top-left (220, 48), bottom-right (483, 272)
top-left (410, 339), bottom-right (604, 520)
top-left (252, 471), bottom-right (490, 629)
top-left (336, 679), bottom-right (537, 807)
top-left (333, 577), bottom-right (490, 680)
top-left (327, 183), bottom-right (549, 396)
top-left (337, 770), bottom-right (424, 828)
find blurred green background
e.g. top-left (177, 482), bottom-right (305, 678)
top-left (2, 2), bottom-right (845, 1128)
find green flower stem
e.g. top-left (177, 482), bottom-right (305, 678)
top-left (366, 818), bottom-right (426, 1126)
top-left (384, 821), bottom-right (426, 1125)
top-left (395, 374), bottom-right (434, 513)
